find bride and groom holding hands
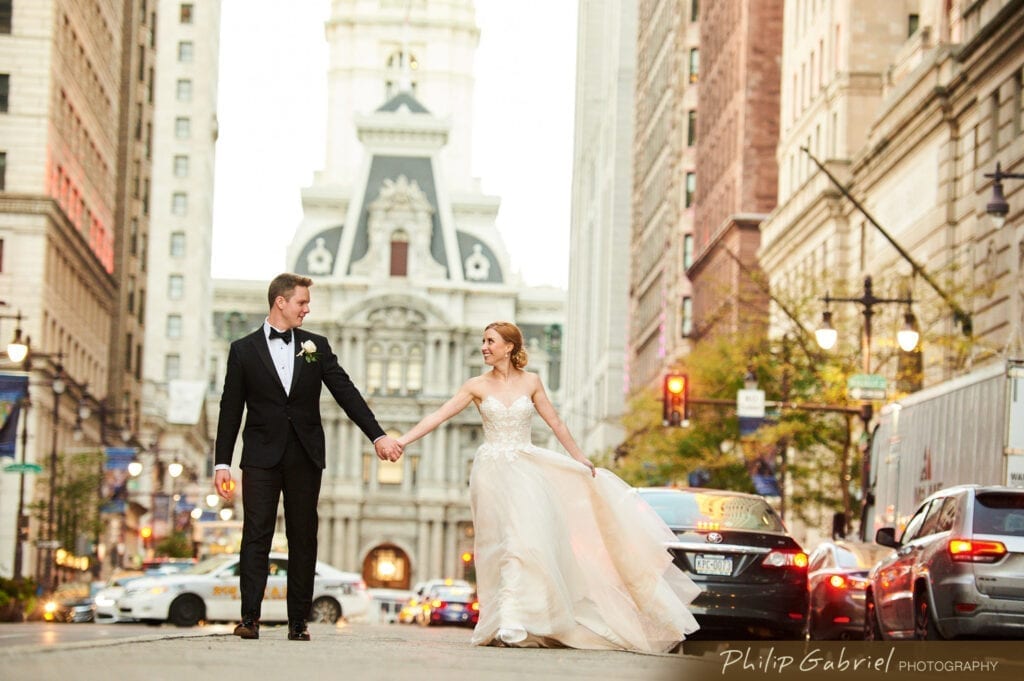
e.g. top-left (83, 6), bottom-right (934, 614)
top-left (214, 273), bottom-right (698, 651)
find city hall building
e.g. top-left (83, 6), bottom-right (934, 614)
top-left (208, 1), bottom-right (564, 590)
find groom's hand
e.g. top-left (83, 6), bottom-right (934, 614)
top-left (374, 436), bottom-right (403, 462)
top-left (214, 469), bottom-right (236, 501)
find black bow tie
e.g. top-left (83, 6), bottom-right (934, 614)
top-left (269, 328), bottom-right (292, 344)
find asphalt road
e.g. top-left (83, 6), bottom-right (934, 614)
top-left (3, 621), bottom-right (1024, 681)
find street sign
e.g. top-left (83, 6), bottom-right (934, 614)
top-left (848, 373), bottom-right (887, 401)
top-left (35, 540), bottom-right (60, 549)
top-left (3, 462), bottom-right (43, 474)
top-left (736, 389), bottom-right (766, 418)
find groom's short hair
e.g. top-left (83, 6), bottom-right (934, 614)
top-left (268, 273), bottom-right (313, 308)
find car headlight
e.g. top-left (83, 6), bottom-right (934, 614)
top-left (94, 596), bottom-right (115, 607)
top-left (44, 601), bottom-right (58, 613)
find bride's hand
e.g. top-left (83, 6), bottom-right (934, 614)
top-left (574, 455), bottom-right (596, 477)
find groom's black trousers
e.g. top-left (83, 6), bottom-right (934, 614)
top-left (239, 426), bottom-right (322, 624)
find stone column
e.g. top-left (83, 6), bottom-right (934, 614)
top-left (332, 509), bottom-right (346, 568)
top-left (416, 519), bottom-right (429, 582)
top-left (345, 517), bottom-right (360, 572)
top-left (443, 519), bottom-right (457, 578)
top-left (430, 519), bottom-right (443, 577)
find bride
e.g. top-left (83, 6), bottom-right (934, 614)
top-left (397, 321), bottom-right (699, 652)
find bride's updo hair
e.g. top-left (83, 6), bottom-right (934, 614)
top-left (485, 321), bottom-right (528, 369)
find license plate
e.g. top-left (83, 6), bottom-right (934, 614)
top-left (694, 554), bottom-right (733, 576)
top-left (449, 604), bottom-right (463, 612)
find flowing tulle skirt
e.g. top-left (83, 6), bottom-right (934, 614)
top-left (468, 443), bottom-right (700, 653)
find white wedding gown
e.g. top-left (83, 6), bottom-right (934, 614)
top-left (468, 395), bottom-right (700, 652)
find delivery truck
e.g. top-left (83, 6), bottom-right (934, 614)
top-left (863, 359), bottom-right (1024, 539)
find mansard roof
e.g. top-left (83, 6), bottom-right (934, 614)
top-left (376, 91), bottom-right (431, 114)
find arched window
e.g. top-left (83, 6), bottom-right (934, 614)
top-left (390, 229), bottom-right (409, 277)
top-left (386, 345), bottom-right (403, 394)
top-left (385, 50), bottom-right (419, 98)
top-left (367, 343), bottom-right (384, 394)
top-left (406, 345), bottom-right (423, 393)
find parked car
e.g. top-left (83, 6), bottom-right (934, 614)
top-left (42, 582), bottom-right (97, 623)
top-left (92, 571), bottom-right (145, 623)
top-left (398, 578), bottom-right (471, 624)
top-left (865, 484), bottom-right (1024, 640)
top-left (637, 486), bottom-right (809, 639)
top-left (805, 540), bottom-right (893, 639)
top-left (417, 585), bottom-right (479, 627)
top-left (117, 553), bottom-right (371, 627)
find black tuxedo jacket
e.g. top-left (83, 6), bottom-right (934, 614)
top-left (215, 327), bottom-right (385, 470)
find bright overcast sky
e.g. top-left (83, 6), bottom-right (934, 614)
top-left (210, 0), bottom-right (578, 289)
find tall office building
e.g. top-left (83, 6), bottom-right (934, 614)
top-left (628, 0), bottom-right (700, 391)
top-left (0, 0), bottom-right (152, 581)
top-left (137, 0), bottom-right (222, 552)
top-left (564, 0), bottom-right (637, 455)
top-left (688, 0), bottom-right (782, 340)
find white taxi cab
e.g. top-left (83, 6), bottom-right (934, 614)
top-left (116, 552), bottom-right (370, 627)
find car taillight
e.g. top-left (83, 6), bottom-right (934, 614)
top-left (763, 549), bottom-right (808, 569)
top-left (431, 599), bottom-right (446, 609)
top-left (828, 574), bottom-right (849, 589)
top-left (471, 601), bottom-right (480, 611)
top-left (948, 538), bottom-right (1007, 563)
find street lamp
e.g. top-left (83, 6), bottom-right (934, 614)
top-left (0, 309), bottom-right (29, 363)
top-left (43, 357), bottom-right (66, 591)
top-left (814, 276), bottom-right (918, 374)
top-left (985, 162), bottom-right (1024, 230)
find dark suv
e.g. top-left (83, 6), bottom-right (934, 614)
top-left (865, 485), bottom-right (1024, 640)
top-left (637, 487), bottom-right (808, 639)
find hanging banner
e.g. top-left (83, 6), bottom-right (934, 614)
top-left (0, 373), bottom-right (29, 459)
top-left (100, 447), bottom-right (138, 513)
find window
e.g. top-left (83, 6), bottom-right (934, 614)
top-left (175, 117), bottom-right (191, 138)
top-left (137, 44), bottom-right (145, 81)
top-left (686, 110), bottom-right (697, 147)
top-left (0, 151), bottom-right (6, 191)
top-left (386, 345), bottom-right (403, 394)
top-left (180, 3), bottom-right (193, 23)
top-left (407, 346), bottom-right (423, 393)
top-left (390, 230), bottom-right (409, 276)
top-left (0, 0), bottom-right (10, 34)
top-left (681, 297), bottom-right (693, 337)
top-left (907, 14), bottom-right (919, 38)
top-left (685, 172), bottom-right (696, 208)
top-left (176, 79), bottom-right (192, 101)
top-left (170, 231), bottom-right (185, 257)
top-left (688, 49), bottom-right (699, 83)
top-left (0, 238), bottom-right (4, 272)
top-left (377, 458), bottom-right (403, 486)
top-left (173, 155), bottom-right (189, 177)
top-left (127, 275), bottom-right (136, 313)
top-left (168, 274), bottom-right (184, 300)
top-left (682, 234), bottom-right (694, 270)
top-left (366, 343), bottom-right (384, 394)
top-left (165, 354), bottom-right (181, 381)
top-left (177, 41), bottom-right (193, 62)
top-left (171, 192), bottom-right (187, 215)
top-left (130, 218), bottom-right (139, 255)
top-left (0, 73), bottom-right (9, 112)
top-left (166, 314), bottom-right (183, 339)
top-left (690, 0), bottom-right (698, 22)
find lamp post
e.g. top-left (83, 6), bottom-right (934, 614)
top-left (802, 147), bottom-right (973, 338)
top-left (814, 276), bottom-right (919, 374)
top-left (985, 162), bottom-right (1024, 230)
top-left (42, 357), bottom-right (66, 592)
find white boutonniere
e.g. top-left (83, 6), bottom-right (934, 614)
top-left (297, 339), bottom-right (321, 363)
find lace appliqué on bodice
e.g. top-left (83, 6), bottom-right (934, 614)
top-left (476, 395), bottom-right (534, 463)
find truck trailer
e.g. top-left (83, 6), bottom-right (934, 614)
top-left (864, 359), bottom-right (1024, 538)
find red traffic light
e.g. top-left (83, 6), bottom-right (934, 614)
top-left (662, 373), bottom-right (688, 427)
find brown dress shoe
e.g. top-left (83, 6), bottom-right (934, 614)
top-left (287, 621), bottom-right (310, 641)
top-left (233, 617), bottom-right (259, 639)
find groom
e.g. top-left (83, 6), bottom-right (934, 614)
top-left (214, 273), bottom-right (402, 641)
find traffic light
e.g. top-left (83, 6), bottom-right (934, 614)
top-left (662, 373), bottom-right (688, 426)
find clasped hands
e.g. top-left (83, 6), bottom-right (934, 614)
top-left (375, 436), bottom-right (403, 462)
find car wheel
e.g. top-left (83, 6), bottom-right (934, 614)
top-left (863, 591), bottom-right (883, 641)
top-left (168, 595), bottom-right (205, 627)
top-left (913, 590), bottom-right (942, 640)
top-left (309, 597), bottom-right (341, 624)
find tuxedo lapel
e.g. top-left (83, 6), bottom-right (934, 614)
top-left (250, 330), bottom-right (288, 396)
top-left (289, 330), bottom-right (306, 395)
